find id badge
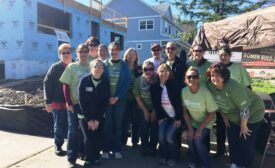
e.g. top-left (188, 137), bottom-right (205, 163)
top-left (86, 87), bottom-right (93, 92)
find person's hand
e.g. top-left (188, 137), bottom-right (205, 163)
top-left (174, 120), bottom-right (181, 128)
top-left (67, 105), bottom-right (74, 113)
top-left (143, 110), bottom-right (150, 122)
top-left (109, 97), bottom-right (118, 105)
top-left (221, 113), bottom-right (230, 128)
top-left (94, 120), bottom-right (99, 131)
top-left (45, 104), bottom-right (52, 113)
top-left (88, 120), bottom-right (94, 130)
top-left (187, 128), bottom-right (194, 140)
top-left (158, 119), bottom-right (165, 125)
top-left (194, 128), bottom-right (202, 140)
top-left (239, 124), bottom-right (252, 140)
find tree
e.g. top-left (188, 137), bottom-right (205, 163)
top-left (173, 0), bottom-right (270, 24)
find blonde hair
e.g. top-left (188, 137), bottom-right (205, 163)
top-left (58, 43), bottom-right (72, 54)
top-left (157, 63), bottom-right (173, 80)
top-left (186, 66), bottom-right (199, 76)
top-left (123, 48), bottom-right (139, 69)
top-left (76, 43), bottom-right (89, 53)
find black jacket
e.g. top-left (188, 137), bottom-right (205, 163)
top-left (43, 61), bottom-right (66, 104)
top-left (150, 79), bottom-right (182, 120)
top-left (165, 56), bottom-right (187, 88)
top-left (78, 74), bottom-right (110, 122)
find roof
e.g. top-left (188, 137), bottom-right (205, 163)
top-left (192, 5), bottom-right (275, 51)
top-left (152, 3), bottom-right (170, 15)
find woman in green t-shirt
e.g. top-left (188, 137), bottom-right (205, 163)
top-left (206, 63), bottom-right (265, 168)
top-left (214, 46), bottom-right (253, 158)
top-left (182, 67), bottom-right (218, 168)
top-left (133, 61), bottom-right (158, 156)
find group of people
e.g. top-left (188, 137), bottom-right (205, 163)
top-left (43, 36), bottom-right (265, 168)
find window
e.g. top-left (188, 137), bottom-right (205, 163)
top-left (139, 19), bottom-right (154, 30)
top-left (136, 43), bottom-right (142, 50)
top-left (168, 25), bottom-right (171, 34)
top-left (164, 21), bottom-right (168, 33)
top-left (37, 3), bottom-right (72, 37)
top-left (91, 21), bottom-right (100, 40)
top-left (111, 32), bottom-right (124, 50)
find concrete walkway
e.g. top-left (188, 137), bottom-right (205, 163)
top-left (1, 130), bottom-right (274, 168)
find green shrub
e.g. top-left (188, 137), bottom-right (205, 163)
top-left (252, 78), bottom-right (275, 94)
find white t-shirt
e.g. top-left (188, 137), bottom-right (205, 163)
top-left (160, 84), bottom-right (175, 118)
top-left (144, 57), bottom-right (164, 71)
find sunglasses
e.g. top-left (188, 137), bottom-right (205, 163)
top-left (61, 52), bottom-right (71, 55)
top-left (186, 75), bottom-right (199, 80)
top-left (143, 67), bottom-right (154, 72)
top-left (193, 49), bottom-right (203, 53)
top-left (78, 50), bottom-right (89, 54)
top-left (166, 47), bottom-right (176, 51)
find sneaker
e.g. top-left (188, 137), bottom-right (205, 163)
top-left (84, 161), bottom-right (92, 168)
top-left (93, 160), bottom-right (101, 166)
top-left (187, 163), bottom-right (196, 168)
top-left (229, 163), bottom-right (239, 168)
top-left (159, 158), bottom-right (166, 165)
top-left (166, 159), bottom-right (177, 166)
top-left (114, 152), bottom-right (123, 159)
top-left (55, 145), bottom-right (63, 156)
top-left (101, 152), bottom-right (110, 159)
top-left (68, 162), bottom-right (76, 168)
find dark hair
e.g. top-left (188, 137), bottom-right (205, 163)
top-left (219, 45), bottom-right (232, 56)
top-left (157, 63), bottom-right (173, 80)
top-left (85, 36), bottom-right (100, 46)
top-left (206, 62), bottom-right (230, 83)
top-left (108, 41), bottom-right (121, 51)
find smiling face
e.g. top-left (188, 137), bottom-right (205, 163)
top-left (109, 45), bottom-right (120, 60)
top-left (165, 42), bottom-right (177, 61)
top-left (210, 72), bottom-right (224, 88)
top-left (157, 65), bottom-right (170, 84)
top-left (185, 70), bottom-right (199, 87)
top-left (219, 50), bottom-right (231, 64)
top-left (60, 48), bottom-right (72, 65)
top-left (98, 45), bottom-right (108, 61)
top-left (142, 63), bottom-right (154, 79)
top-left (77, 46), bottom-right (89, 64)
top-left (192, 45), bottom-right (204, 62)
top-left (151, 47), bottom-right (161, 59)
top-left (126, 50), bottom-right (137, 64)
top-left (91, 60), bottom-right (104, 79)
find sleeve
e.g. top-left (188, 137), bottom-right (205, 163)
top-left (239, 65), bottom-right (252, 86)
top-left (63, 84), bottom-right (73, 106)
top-left (150, 84), bottom-right (164, 119)
top-left (59, 65), bottom-right (73, 85)
top-left (97, 78), bottom-right (111, 120)
top-left (181, 89), bottom-right (186, 107)
top-left (173, 83), bottom-right (183, 120)
top-left (43, 64), bottom-right (55, 104)
top-left (78, 78), bottom-right (93, 122)
top-left (204, 88), bottom-right (218, 113)
top-left (116, 63), bottom-right (131, 99)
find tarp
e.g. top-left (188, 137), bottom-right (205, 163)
top-left (192, 5), bottom-right (275, 53)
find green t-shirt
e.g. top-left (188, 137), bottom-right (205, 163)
top-left (227, 62), bottom-right (252, 86)
top-left (188, 60), bottom-right (212, 86)
top-left (88, 56), bottom-right (97, 64)
top-left (207, 79), bottom-right (265, 125)
top-left (181, 86), bottom-right (218, 129)
top-left (107, 60), bottom-right (121, 96)
top-left (133, 76), bottom-right (153, 111)
top-left (59, 62), bottom-right (90, 105)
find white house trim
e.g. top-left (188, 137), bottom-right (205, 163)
top-left (139, 19), bottom-right (155, 31)
top-left (128, 38), bottom-right (181, 43)
top-left (128, 15), bottom-right (160, 20)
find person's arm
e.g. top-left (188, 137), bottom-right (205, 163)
top-left (183, 108), bottom-right (193, 140)
top-left (43, 64), bottom-right (55, 112)
top-left (97, 78), bottom-right (111, 120)
top-left (63, 84), bottom-right (73, 112)
top-left (78, 78), bottom-right (93, 122)
top-left (116, 62), bottom-right (131, 100)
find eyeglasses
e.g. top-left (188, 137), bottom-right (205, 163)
top-left (78, 50), bottom-right (89, 54)
top-left (143, 67), bottom-right (154, 72)
top-left (193, 49), bottom-right (203, 53)
top-left (166, 47), bottom-right (176, 51)
top-left (186, 75), bottom-right (199, 80)
top-left (89, 44), bottom-right (98, 47)
top-left (152, 49), bottom-right (160, 52)
top-left (61, 52), bottom-right (71, 55)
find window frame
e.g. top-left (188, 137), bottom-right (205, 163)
top-left (139, 19), bottom-right (154, 31)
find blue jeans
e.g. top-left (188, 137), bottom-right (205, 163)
top-left (103, 99), bottom-right (126, 153)
top-left (66, 105), bottom-right (79, 163)
top-left (140, 112), bottom-right (158, 151)
top-left (52, 109), bottom-right (67, 147)
top-left (158, 118), bottom-right (180, 160)
top-left (227, 121), bottom-right (262, 168)
top-left (188, 127), bottom-right (211, 168)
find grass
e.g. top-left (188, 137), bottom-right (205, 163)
top-left (252, 78), bottom-right (275, 94)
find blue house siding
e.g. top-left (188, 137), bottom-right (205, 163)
top-left (0, 0), bottom-right (126, 79)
